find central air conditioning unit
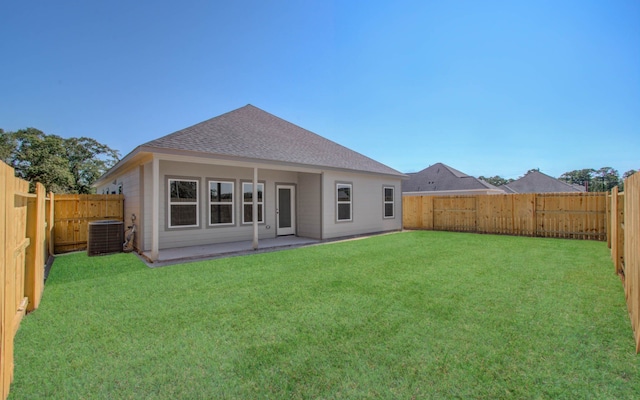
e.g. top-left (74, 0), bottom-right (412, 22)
top-left (87, 220), bottom-right (124, 256)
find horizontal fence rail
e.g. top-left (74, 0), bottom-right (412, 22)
top-left (403, 192), bottom-right (608, 240)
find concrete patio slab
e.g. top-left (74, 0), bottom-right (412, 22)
top-left (139, 236), bottom-right (320, 267)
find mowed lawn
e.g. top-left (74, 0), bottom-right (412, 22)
top-left (9, 231), bottom-right (640, 399)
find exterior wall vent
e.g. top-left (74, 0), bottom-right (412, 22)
top-left (88, 220), bottom-right (124, 256)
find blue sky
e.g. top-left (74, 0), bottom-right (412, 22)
top-left (1, 0), bottom-right (638, 179)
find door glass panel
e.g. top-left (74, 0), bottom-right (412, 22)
top-left (278, 188), bottom-right (292, 228)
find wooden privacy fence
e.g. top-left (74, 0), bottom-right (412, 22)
top-left (1, 161), bottom-right (53, 400)
top-left (610, 173), bottom-right (640, 353)
top-left (53, 194), bottom-right (124, 253)
top-left (403, 192), bottom-right (607, 240)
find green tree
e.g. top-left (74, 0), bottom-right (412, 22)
top-left (623, 169), bottom-right (637, 179)
top-left (0, 128), bottom-right (17, 163)
top-left (559, 169), bottom-right (595, 191)
top-left (65, 137), bottom-right (120, 193)
top-left (10, 128), bottom-right (73, 192)
top-left (1, 128), bottom-right (120, 193)
top-left (591, 167), bottom-right (620, 192)
top-left (478, 175), bottom-right (514, 187)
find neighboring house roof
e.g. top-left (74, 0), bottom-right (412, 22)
top-left (138, 104), bottom-right (404, 177)
top-left (402, 162), bottom-right (501, 193)
top-left (500, 170), bottom-right (586, 193)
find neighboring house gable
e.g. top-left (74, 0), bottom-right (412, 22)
top-left (95, 105), bottom-right (406, 261)
top-left (402, 162), bottom-right (503, 195)
top-left (500, 170), bottom-right (586, 193)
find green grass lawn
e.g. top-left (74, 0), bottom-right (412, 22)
top-left (9, 231), bottom-right (639, 399)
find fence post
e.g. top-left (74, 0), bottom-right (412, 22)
top-left (424, 196), bottom-right (434, 230)
top-left (623, 172), bottom-right (640, 352)
top-left (606, 192), bottom-right (611, 248)
top-left (616, 190), bottom-right (625, 276)
top-left (528, 194), bottom-right (535, 236)
top-left (512, 194), bottom-right (519, 235)
top-left (611, 187), bottom-right (620, 274)
top-left (24, 183), bottom-right (46, 312)
top-left (47, 192), bottom-right (54, 256)
top-left (1, 161), bottom-right (9, 400)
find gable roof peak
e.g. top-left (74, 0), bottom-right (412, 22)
top-left (500, 169), bottom-right (585, 193)
top-left (403, 162), bottom-right (499, 192)
top-left (415, 162), bottom-right (469, 178)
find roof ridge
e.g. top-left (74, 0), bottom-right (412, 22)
top-left (439, 163), bottom-right (471, 178)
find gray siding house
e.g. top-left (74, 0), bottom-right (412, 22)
top-left (402, 162), bottom-right (503, 195)
top-left (94, 105), bottom-right (405, 262)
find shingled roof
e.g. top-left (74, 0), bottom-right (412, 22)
top-left (138, 104), bottom-right (403, 177)
top-left (402, 162), bottom-right (500, 192)
top-left (500, 170), bottom-right (586, 193)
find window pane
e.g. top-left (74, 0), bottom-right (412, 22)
top-left (171, 205), bottom-right (197, 226)
top-left (384, 203), bottom-right (394, 217)
top-left (243, 204), bottom-right (264, 223)
top-left (171, 181), bottom-right (197, 202)
top-left (384, 188), bottom-right (394, 202)
top-left (211, 204), bottom-right (233, 224)
top-left (210, 185), bottom-right (219, 202)
top-left (242, 182), bottom-right (264, 223)
top-left (338, 203), bottom-right (351, 220)
top-left (243, 183), bottom-right (263, 202)
top-left (244, 204), bottom-right (253, 222)
top-left (337, 185), bottom-right (351, 201)
top-left (220, 182), bottom-right (233, 201)
top-left (211, 182), bottom-right (233, 202)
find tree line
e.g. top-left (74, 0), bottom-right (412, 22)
top-left (558, 167), bottom-right (637, 192)
top-left (480, 167), bottom-right (637, 192)
top-left (1, 128), bottom-right (120, 193)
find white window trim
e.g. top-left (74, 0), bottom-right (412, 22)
top-left (242, 181), bottom-right (265, 224)
top-left (383, 186), bottom-right (395, 219)
top-left (209, 180), bottom-right (235, 226)
top-left (168, 178), bottom-right (200, 228)
top-left (336, 183), bottom-right (353, 222)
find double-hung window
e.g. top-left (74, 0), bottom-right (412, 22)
top-left (168, 178), bottom-right (199, 228)
top-left (383, 186), bottom-right (395, 218)
top-left (336, 183), bottom-right (352, 221)
top-left (242, 182), bottom-right (264, 224)
top-left (209, 180), bottom-right (234, 225)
